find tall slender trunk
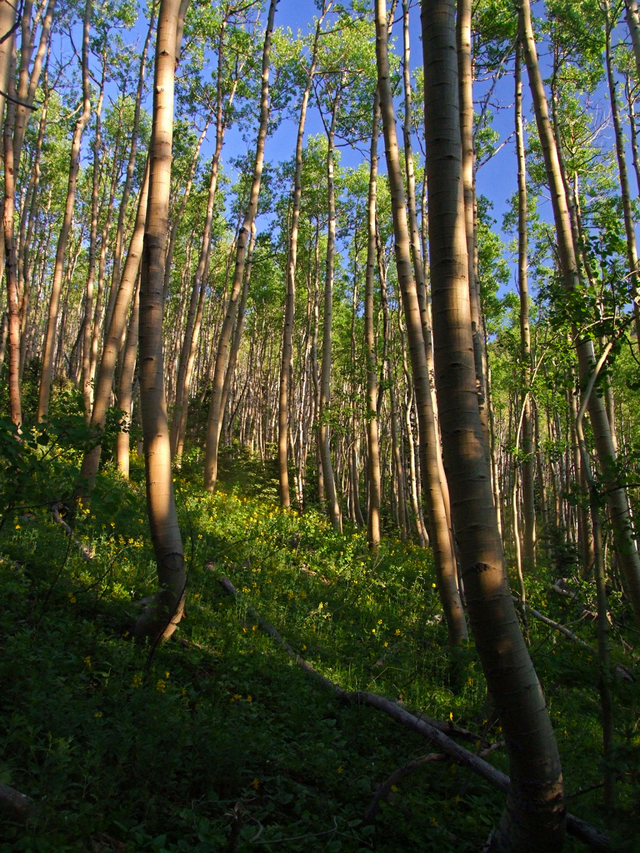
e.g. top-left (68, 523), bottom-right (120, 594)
top-left (135, 0), bottom-right (189, 641)
top-left (365, 96), bottom-right (382, 549)
top-left (3, 45), bottom-right (21, 426)
top-left (521, 0), bottom-right (640, 629)
top-left (82, 58), bottom-right (106, 419)
top-left (79, 162), bottom-right (149, 491)
top-left (376, 0), bottom-right (466, 645)
top-left (605, 13), bottom-right (640, 354)
top-left (318, 89), bottom-right (342, 531)
top-left (515, 40), bottom-right (535, 572)
top-left (116, 280), bottom-right (140, 479)
top-left (171, 13), bottom-right (242, 461)
top-left (38, 0), bottom-right (91, 419)
top-left (423, 1), bottom-right (565, 848)
top-left (457, 0), bottom-right (488, 447)
top-left (204, 0), bottom-right (277, 492)
top-left (105, 8), bottom-right (155, 334)
top-left (278, 8), bottom-right (326, 507)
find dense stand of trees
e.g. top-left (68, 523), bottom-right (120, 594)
top-left (2, 0), bottom-right (640, 846)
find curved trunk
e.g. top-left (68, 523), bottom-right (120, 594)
top-left (422, 1), bottom-right (565, 848)
top-left (135, 0), bottom-right (190, 641)
top-left (376, 0), bottom-right (467, 645)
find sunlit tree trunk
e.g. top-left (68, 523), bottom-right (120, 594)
top-left (135, 0), bottom-right (189, 641)
top-left (365, 95), bottom-right (382, 549)
top-left (377, 0), bottom-right (467, 645)
top-left (521, 0), bottom-right (640, 629)
top-left (423, 1), bottom-right (565, 848)
top-left (38, 0), bottom-right (91, 420)
top-left (115, 280), bottom-right (140, 479)
top-left (457, 0), bottom-right (488, 446)
top-left (204, 0), bottom-right (277, 493)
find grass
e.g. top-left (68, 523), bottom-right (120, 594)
top-left (0, 439), bottom-right (638, 851)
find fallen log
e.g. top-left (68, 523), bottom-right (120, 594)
top-left (0, 780), bottom-right (33, 819)
top-left (218, 575), bottom-right (613, 851)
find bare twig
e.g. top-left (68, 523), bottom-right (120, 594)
top-left (51, 502), bottom-right (93, 560)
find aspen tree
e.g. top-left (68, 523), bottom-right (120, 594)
top-left (376, 0), bottom-right (467, 645)
top-left (365, 95), bottom-right (382, 549)
top-left (422, 0), bottom-right (565, 847)
top-left (135, 0), bottom-right (189, 640)
top-left (520, 0), bottom-right (640, 629)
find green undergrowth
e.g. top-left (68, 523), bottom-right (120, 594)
top-left (0, 442), bottom-right (638, 851)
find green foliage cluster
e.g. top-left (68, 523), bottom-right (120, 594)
top-left (0, 433), bottom-right (637, 851)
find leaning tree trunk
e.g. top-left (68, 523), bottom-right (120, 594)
top-left (376, 0), bottom-right (466, 646)
top-left (204, 0), bottom-right (277, 493)
top-left (135, 0), bottom-right (190, 641)
top-left (521, 0), bottom-right (640, 629)
top-left (422, 1), bottom-right (565, 849)
top-left (38, 0), bottom-right (91, 420)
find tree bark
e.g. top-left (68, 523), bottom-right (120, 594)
top-left (422, 1), bottom-right (565, 848)
top-left (135, 0), bottom-right (190, 641)
top-left (365, 96), bottom-right (382, 549)
top-left (376, 0), bottom-right (467, 645)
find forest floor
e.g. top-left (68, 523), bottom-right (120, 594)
top-left (0, 438), bottom-right (638, 852)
